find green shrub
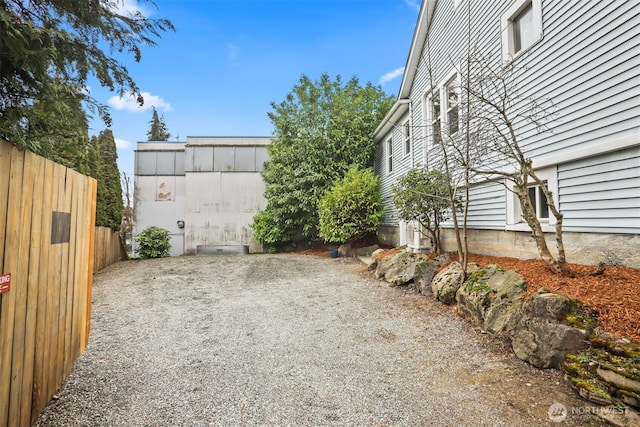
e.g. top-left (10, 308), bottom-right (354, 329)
top-left (134, 226), bottom-right (171, 259)
top-left (318, 166), bottom-right (384, 243)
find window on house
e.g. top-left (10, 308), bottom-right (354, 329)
top-left (430, 92), bottom-right (441, 147)
top-left (387, 138), bottom-right (393, 174)
top-left (403, 121), bottom-right (411, 155)
top-left (501, 0), bottom-right (542, 63)
top-left (446, 77), bottom-right (459, 135)
top-left (513, 4), bottom-right (533, 54)
top-left (528, 184), bottom-right (549, 220)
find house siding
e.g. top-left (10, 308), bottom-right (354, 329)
top-left (374, 0), bottom-right (639, 265)
top-left (559, 146), bottom-right (640, 234)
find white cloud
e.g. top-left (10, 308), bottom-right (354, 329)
top-left (379, 67), bottom-right (405, 85)
top-left (403, 0), bottom-right (420, 12)
top-left (108, 92), bottom-right (173, 112)
top-left (108, 0), bottom-right (153, 17)
top-left (115, 138), bottom-right (132, 150)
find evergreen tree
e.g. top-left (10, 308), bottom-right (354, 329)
top-left (89, 129), bottom-right (124, 231)
top-left (0, 0), bottom-right (173, 148)
top-left (27, 79), bottom-right (91, 174)
top-left (252, 73), bottom-right (394, 248)
top-left (146, 106), bottom-right (171, 141)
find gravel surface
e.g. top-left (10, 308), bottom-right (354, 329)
top-left (35, 254), bottom-right (599, 426)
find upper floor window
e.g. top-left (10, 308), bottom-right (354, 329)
top-left (428, 92), bottom-right (441, 149)
top-left (501, 0), bottom-right (542, 63)
top-left (403, 121), bottom-right (411, 155)
top-left (386, 138), bottom-right (393, 174)
top-left (446, 76), bottom-right (459, 135)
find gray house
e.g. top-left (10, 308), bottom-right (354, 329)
top-left (374, 0), bottom-right (639, 268)
top-left (134, 136), bottom-right (270, 255)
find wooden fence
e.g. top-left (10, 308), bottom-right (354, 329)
top-left (0, 141), bottom-right (97, 426)
top-left (94, 226), bottom-right (125, 273)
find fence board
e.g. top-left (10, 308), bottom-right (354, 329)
top-left (0, 142), bottom-right (13, 426)
top-left (19, 153), bottom-right (44, 426)
top-left (31, 159), bottom-right (54, 422)
top-left (1, 148), bottom-right (25, 426)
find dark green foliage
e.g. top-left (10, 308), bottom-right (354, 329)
top-left (0, 0), bottom-right (174, 147)
top-left (253, 73), bottom-right (394, 247)
top-left (25, 79), bottom-right (91, 174)
top-left (146, 106), bottom-right (171, 141)
top-left (318, 166), bottom-right (384, 243)
top-left (89, 129), bottom-right (124, 231)
top-left (392, 168), bottom-right (452, 253)
top-left (134, 226), bottom-right (171, 259)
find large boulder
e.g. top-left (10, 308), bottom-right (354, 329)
top-left (367, 248), bottom-right (388, 271)
top-left (375, 250), bottom-right (431, 286)
top-left (455, 264), bottom-right (526, 333)
top-left (510, 291), bottom-right (594, 369)
top-left (355, 244), bottom-right (379, 257)
top-left (431, 262), bottom-right (479, 305)
top-left (414, 253), bottom-right (450, 295)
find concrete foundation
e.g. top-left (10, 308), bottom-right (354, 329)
top-left (377, 226), bottom-right (640, 269)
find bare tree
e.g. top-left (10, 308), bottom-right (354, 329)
top-left (463, 55), bottom-right (571, 276)
top-left (121, 172), bottom-right (134, 256)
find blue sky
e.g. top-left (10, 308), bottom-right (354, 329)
top-left (88, 0), bottom-right (421, 179)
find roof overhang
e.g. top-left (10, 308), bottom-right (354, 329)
top-left (373, 0), bottom-right (438, 143)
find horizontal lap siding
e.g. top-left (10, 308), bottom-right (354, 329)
top-left (517, 0), bottom-right (640, 159)
top-left (559, 146), bottom-right (640, 233)
top-left (443, 181), bottom-right (506, 230)
top-left (378, 112), bottom-right (411, 225)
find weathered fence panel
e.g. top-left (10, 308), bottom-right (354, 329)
top-left (0, 142), bottom-right (97, 426)
top-left (93, 226), bottom-right (124, 273)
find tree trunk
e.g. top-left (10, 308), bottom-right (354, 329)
top-left (515, 184), bottom-right (561, 274)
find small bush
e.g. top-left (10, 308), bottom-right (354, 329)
top-left (134, 226), bottom-right (171, 259)
top-left (318, 166), bottom-right (384, 243)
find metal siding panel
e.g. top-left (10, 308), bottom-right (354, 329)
top-left (136, 152), bottom-right (156, 175)
top-left (255, 147), bottom-right (268, 172)
top-left (214, 147), bottom-right (234, 172)
top-left (175, 151), bottom-right (185, 175)
top-left (155, 151), bottom-right (175, 175)
top-left (192, 146), bottom-right (214, 172)
top-left (234, 147), bottom-right (256, 172)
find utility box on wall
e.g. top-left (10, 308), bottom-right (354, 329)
top-left (133, 137), bottom-right (270, 256)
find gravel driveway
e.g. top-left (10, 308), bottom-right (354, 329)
top-left (35, 254), bottom-right (597, 426)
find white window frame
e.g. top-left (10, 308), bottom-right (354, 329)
top-left (386, 138), bottom-right (393, 174)
top-left (422, 70), bottom-right (460, 153)
top-left (403, 120), bottom-right (411, 156)
top-left (506, 165), bottom-right (557, 232)
top-left (501, 0), bottom-right (542, 64)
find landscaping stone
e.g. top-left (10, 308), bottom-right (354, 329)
top-left (431, 262), bottom-right (479, 305)
top-left (366, 248), bottom-right (387, 271)
top-left (455, 264), bottom-right (526, 334)
top-left (355, 244), bottom-right (379, 257)
top-left (374, 250), bottom-right (431, 286)
top-left (414, 253), bottom-right (450, 295)
top-left (510, 291), bottom-right (593, 369)
top-left (338, 243), bottom-right (354, 257)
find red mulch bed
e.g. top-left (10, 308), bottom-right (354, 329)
top-left (464, 254), bottom-right (640, 343)
top-left (292, 246), bottom-right (640, 342)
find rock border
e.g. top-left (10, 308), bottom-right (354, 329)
top-left (365, 248), bottom-right (640, 427)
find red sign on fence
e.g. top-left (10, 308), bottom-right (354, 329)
top-left (0, 273), bottom-right (10, 294)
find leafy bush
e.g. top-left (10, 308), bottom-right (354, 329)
top-left (134, 226), bottom-right (171, 259)
top-left (318, 166), bottom-right (384, 243)
top-left (391, 168), bottom-right (452, 253)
